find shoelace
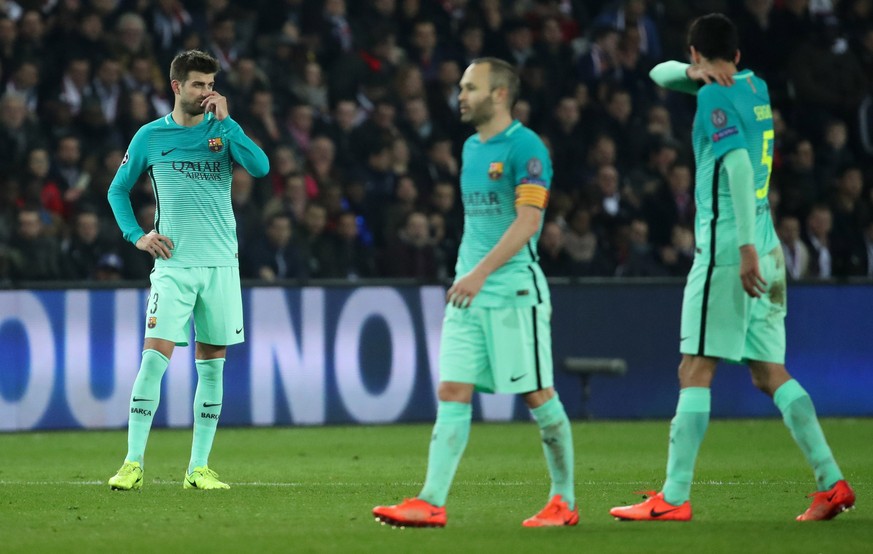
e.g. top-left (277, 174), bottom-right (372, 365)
top-left (119, 464), bottom-right (139, 476)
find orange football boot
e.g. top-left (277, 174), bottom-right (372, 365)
top-left (522, 495), bottom-right (579, 527)
top-left (610, 491), bottom-right (692, 521)
top-left (796, 480), bottom-right (855, 521)
top-left (372, 498), bottom-right (447, 528)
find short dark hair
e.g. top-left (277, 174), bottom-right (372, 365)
top-left (687, 13), bottom-right (738, 62)
top-left (471, 57), bottom-right (520, 107)
top-left (169, 50), bottom-right (220, 83)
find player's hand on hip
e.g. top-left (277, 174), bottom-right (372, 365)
top-left (447, 271), bottom-right (486, 308)
top-left (201, 91), bottom-right (229, 120)
top-left (739, 244), bottom-right (767, 298)
top-left (136, 230), bottom-right (174, 260)
top-left (687, 64), bottom-right (734, 87)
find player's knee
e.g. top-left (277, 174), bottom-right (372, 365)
top-left (523, 387), bottom-right (554, 409)
top-left (748, 363), bottom-right (790, 396)
top-left (678, 355), bottom-right (715, 388)
top-left (437, 382), bottom-right (474, 403)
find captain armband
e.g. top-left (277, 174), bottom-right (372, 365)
top-left (515, 182), bottom-right (549, 209)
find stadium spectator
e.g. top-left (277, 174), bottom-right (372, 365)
top-left (297, 202), bottom-right (335, 278)
top-left (576, 24), bottom-right (621, 88)
top-left (325, 210), bottom-right (376, 279)
top-left (428, 180), bottom-right (462, 247)
top-left (382, 210), bottom-right (438, 279)
top-left (615, 218), bottom-right (666, 277)
top-left (264, 171), bottom-right (308, 227)
top-left (778, 214), bottom-right (812, 280)
top-left (244, 212), bottom-right (306, 281)
top-left (829, 165), bottom-right (870, 276)
top-left (545, 96), bottom-right (588, 193)
top-left (803, 203), bottom-right (835, 278)
top-left (593, 0), bottom-right (662, 61)
top-left (659, 223), bottom-right (695, 277)
top-left (0, 92), bottom-right (43, 172)
top-left (563, 206), bottom-right (607, 276)
top-left (428, 211), bottom-right (457, 279)
top-left (538, 220), bottom-right (575, 277)
top-left (381, 174), bottom-right (419, 243)
top-left (62, 209), bottom-right (113, 280)
top-left (94, 251), bottom-right (124, 281)
top-left (7, 206), bottom-right (64, 281)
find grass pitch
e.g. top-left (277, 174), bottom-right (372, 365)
top-left (0, 419), bottom-right (869, 553)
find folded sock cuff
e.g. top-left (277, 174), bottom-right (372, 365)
top-left (530, 395), bottom-right (565, 425)
top-left (436, 401), bottom-right (472, 423)
top-left (774, 379), bottom-right (806, 412)
top-left (677, 387), bottom-right (711, 412)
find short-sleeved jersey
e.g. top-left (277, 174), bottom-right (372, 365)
top-left (692, 70), bottom-right (779, 266)
top-left (110, 113), bottom-right (264, 268)
top-left (456, 120), bottom-right (552, 308)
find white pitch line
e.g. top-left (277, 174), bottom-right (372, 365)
top-left (0, 479), bottom-right (844, 487)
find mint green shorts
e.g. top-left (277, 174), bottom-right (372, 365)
top-left (680, 247), bottom-right (787, 364)
top-left (145, 266), bottom-right (244, 346)
top-left (439, 303), bottom-right (553, 394)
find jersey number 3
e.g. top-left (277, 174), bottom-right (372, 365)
top-left (757, 129), bottom-right (775, 200)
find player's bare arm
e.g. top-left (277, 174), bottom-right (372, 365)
top-left (447, 205), bottom-right (542, 308)
top-left (686, 62), bottom-right (735, 87)
top-left (136, 230), bottom-right (175, 260)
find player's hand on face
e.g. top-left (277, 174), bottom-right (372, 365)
top-left (446, 271), bottom-right (486, 308)
top-left (136, 230), bottom-right (174, 260)
top-left (201, 91), bottom-right (229, 120)
top-left (687, 64), bottom-right (734, 87)
top-left (739, 244), bottom-right (767, 298)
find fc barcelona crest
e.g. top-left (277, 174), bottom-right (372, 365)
top-left (208, 137), bottom-right (224, 152)
top-left (488, 162), bottom-right (504, 180)
top-left (147, 316), bottom-right (157, 329)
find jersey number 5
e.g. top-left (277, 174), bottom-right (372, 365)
top-left (757, 129), bottom-right (775, 200)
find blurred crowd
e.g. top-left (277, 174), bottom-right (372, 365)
top-left (0, 0), bottom-right (871, 286)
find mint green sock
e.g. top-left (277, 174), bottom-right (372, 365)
top-left (188, 358), bottom-right (225, 474)
top-left (774, 379), bottom-right (843, 491)
top-left (662, 387), bottom-right (710, 505)
top-left (418, 401), bottom-right (472, 507)
top-left (125, 349), bottom-right (169, 467)
top-left (530, 395), bottom-right (576, 508)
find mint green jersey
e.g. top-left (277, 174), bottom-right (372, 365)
top-left (456, 120), bottom-right (551, 308)
top-left (692, 70), bottom-right (779, 266)
top-left (108, 113), bottom-right (269, 268)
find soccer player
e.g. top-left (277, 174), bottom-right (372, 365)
top-left (372, 58), bottom-right (577, 528)
top-left (106, 50), bottom-right (269, 491)
top-left (609, 14), bottom-right (855, 522)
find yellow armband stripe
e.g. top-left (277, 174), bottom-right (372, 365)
top-left (515, 184), bottom-right (549, 209)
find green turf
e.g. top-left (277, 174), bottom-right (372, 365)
top-left (0, 419), bottom-right (869, 553)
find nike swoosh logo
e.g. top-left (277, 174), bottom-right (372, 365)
top-left (161, 148), bottom-right (177, 156)
top-left (827, 492), bottom-right (838, 502)
top-left (235, 327), bottom-right (243, 334)
top-left (203, 402), bottom-right (222, 408)
top-left (650, 507), bottom-right (681, 518)
top-left (680, 336), bottom-right (690, 341)
top-left (430, 510), bottom-right (442, 517)
top-left (132, 397), bottom-right (153, 402)
top-left (510, 374), bottom-right (527, 382)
